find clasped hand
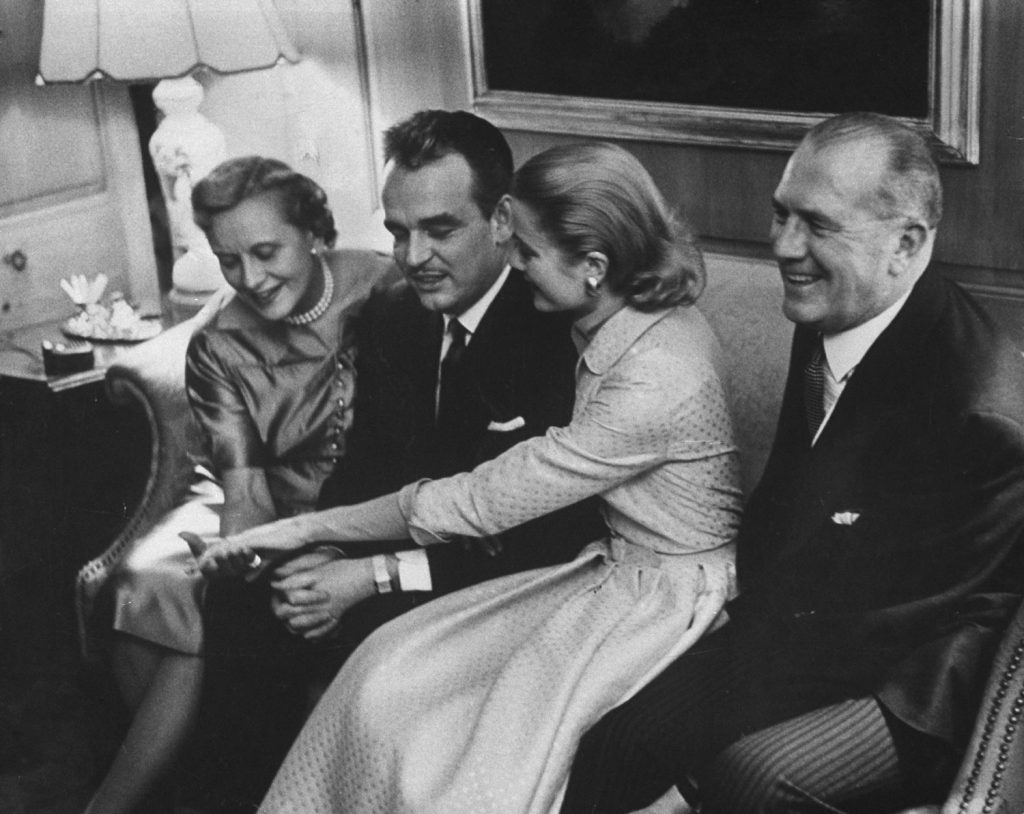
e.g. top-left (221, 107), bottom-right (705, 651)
top-left (179, 531), bottom-right (376, 640)
top-left (270, 555), bottom-right (376, 641)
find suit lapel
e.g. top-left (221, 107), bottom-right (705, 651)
top-left (458, 273), bottom-right (528, 418)
top-left (374, 289), bottom-right (443, 454)
top-left (766, 272), bottom-right (947, 563)
top-left (410, 302), bottom-right (443, 412)
top-left (420, 274), bottom-right (528, 475)
top-left (462, 274), bottom-right (520, 365)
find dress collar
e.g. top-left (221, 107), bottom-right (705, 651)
top-left (575, 306), bottom-right (674, 375)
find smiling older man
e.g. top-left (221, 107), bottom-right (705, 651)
top-left (560, 112), bottom-right (1024, 814)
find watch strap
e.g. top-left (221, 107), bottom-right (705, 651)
top-left (372, 554), bottom-right (393, 594)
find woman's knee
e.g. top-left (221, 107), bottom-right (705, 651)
top-left (339, 644), bottom-right (411, 718)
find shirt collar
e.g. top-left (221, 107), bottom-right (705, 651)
top-left (577, 306), bottom-right (674, 375)
top-left (823, 289), bottom-right (911, 382)
top-left (443, 266), bottom-right (510, 338)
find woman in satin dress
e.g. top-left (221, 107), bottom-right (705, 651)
top-left (197, 142), bottom-right (743, 814)
top-left (83, 156), bottom-right (386, 813)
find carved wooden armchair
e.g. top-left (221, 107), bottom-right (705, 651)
top-left (74, 289), bottom-right (230, 660)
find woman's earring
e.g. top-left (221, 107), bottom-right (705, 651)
top-left (585, 276), bottom-right (602, 297)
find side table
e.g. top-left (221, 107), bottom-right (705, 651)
top-left (0, 320), bottom-right (155, 671)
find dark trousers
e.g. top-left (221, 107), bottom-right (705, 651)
top-left (183, 533), bottom-right (580, 811)
top-left (183, 578), bottom-right (428, 813)
top-left (560, 626), bottom-right (957, 814)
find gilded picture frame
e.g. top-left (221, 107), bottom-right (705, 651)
top-left (467, 0), bottom-right (980, 164)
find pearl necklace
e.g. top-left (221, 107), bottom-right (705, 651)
top-left (284, 256), bottom-right (334, 326)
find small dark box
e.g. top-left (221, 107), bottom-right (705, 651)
top-left (42, 339), bottom-right (95, 376)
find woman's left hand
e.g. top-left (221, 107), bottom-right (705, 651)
top-left (183, 514), bottom-right (314, 577)
top-left (180, 531), bottom-right (268, 579)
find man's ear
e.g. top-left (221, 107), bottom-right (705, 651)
top-left (890, 220), bottom-right (931, 276)
top-left (490, 195), bottom-right (513, 243)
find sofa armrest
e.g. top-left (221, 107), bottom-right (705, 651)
top-left (941, 597), bottom-right (1024, 814)
top-left (74, 290), bottom-right (229, 660)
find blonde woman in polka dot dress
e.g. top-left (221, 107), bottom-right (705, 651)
top-left (196, 142), bottom-right (743, 814)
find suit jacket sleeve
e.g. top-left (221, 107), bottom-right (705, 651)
top-left (730, 276), bottom-right (1024, 750)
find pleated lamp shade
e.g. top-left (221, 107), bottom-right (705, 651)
top-left (37, 0), bottom-right (299, 83)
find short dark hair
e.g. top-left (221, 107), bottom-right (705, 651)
top-left (191, 156), bottom-right (337, 245)
top-left (802, 112), bottom-right (943, 228)
top-left (383, 110), bottom-right (513, 218)
top-left (511, 142), bottom-right (705, 311)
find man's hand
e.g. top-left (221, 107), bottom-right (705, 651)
top-left (271, 546), bottom-right (346, 581)
top-left (271, 558), bottom-right (376, 641)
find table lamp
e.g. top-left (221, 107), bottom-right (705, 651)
top-left (36, 0), bottom-right (300, 320)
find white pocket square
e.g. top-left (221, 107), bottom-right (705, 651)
top-left (487, 416), bottom-right (526, 432)
top-left (831, 511), bottom-right (861, 526)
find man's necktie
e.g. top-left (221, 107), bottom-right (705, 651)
top-left (437, 318), bottom-right (468, 428)
top-left (804, 336), bottom-right (826, 440)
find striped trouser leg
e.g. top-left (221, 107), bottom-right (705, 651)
top-left (560, 638), bottom-right (733, 814)
top-left (699, 697), bottom-right (906, 814)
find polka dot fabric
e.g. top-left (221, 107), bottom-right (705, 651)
top-left (260, 304), bottom-right (743, 814)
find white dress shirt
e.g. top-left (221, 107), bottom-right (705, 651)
top-left (402, 266), bottom-right (511, 591)
top-left (435, 266), bottom-right (510, 408)
top-left (812, 290), bottom-right (912, 445)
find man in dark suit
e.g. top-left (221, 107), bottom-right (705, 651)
top-left (268, 108), bottom-right (600, 640)
top-left (191, 110), bottom-right (599, 811)
top-left (559, 112), bottom-right (1024, 813)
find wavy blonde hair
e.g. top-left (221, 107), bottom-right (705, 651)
top-left (510, 142), bottom-right (705, 310)
top-left (192, 156), bottom-right (337, 246)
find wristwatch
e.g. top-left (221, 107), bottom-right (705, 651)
top-left (372, 554), bottom-right (393, 594)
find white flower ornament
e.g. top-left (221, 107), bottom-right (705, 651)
top-left (60, 273), bottom-right (109, 306)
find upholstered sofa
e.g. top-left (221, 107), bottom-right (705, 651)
top-left (76, 254), bottom-right (1024, 812)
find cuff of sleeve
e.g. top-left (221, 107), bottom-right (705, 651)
top-left (395, 549), bottom-right (432, 592)
top-left (399, 480), bottom-right (453, 547)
